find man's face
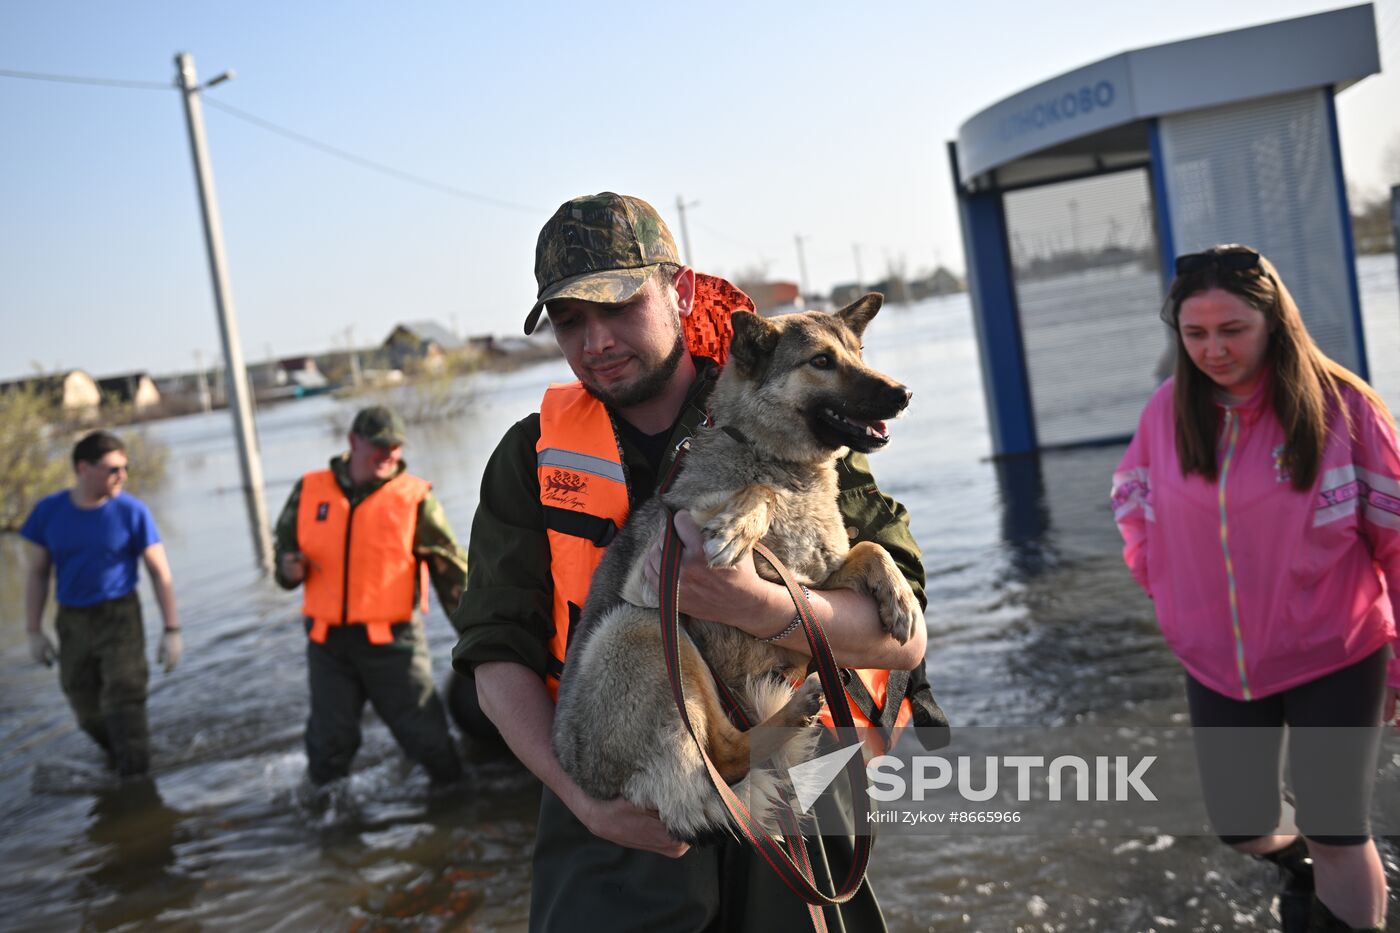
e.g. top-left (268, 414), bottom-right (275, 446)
top-left (347, 433), bottom-right (403, 482)
top-left (546, 271), bottom-right (688, 410)
top-left (76, 450), bottom-right (128, 499)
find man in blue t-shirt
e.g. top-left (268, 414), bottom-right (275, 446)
top-left (21, 430), bottom-right (182, 776)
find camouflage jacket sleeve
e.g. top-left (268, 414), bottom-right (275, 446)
top-left (835, 451), bottom-right (946, 730)
top-left (450, 415), bottom-right (554, 677)
top-left (835, 451), bottom-right (927, 611)
top-left (415, 490), bottom-right (469, 618)
top-left (272, 479), bottom-right (304, 590)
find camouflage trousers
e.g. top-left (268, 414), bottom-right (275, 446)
top-left (305, 618), bottom-right (462, 786)
top-left (55, 591), bottom-right (151, 776)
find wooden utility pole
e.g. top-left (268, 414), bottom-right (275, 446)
top-left (176, 52), bottom-right (272, 570)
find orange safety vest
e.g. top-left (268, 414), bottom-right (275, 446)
top-left (297, 468), bottom-right (431, 645)
top-left (537, 384), bottom-right (632, 700)
top-left (535, 276), bottom-right (915, 748)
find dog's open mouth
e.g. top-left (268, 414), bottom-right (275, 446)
top-left (818, 407), bottom-right (890, 450)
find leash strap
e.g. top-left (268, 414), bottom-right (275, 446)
top-left (657, 510), bottom-right (873, 910)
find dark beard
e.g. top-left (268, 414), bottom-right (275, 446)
top-left (582, 332), bottom-right (686, 410)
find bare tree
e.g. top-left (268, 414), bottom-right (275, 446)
top-left (729, 260), bottom-right (774, 286)
top-left (1383, 132), bottom-right (1400, 187)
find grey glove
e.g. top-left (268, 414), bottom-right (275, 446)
top-left (28, 630), bottom-right (56, 667)
top-left (157, 629), bottom-right (183, 673)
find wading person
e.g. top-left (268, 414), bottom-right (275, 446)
top-left (452, 192), bottom-right (942, 931)
top-left (274, 405), bottom-right (467, 787)
top-left (22, 430), bottom-right (181, 777)
top-left (1111, 246), bottom-right (1400, 932)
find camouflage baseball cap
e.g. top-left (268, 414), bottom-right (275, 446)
top-left (525, 192), bottom-right (681, 334)
top-left (351, 406), bottom-right (406, 446)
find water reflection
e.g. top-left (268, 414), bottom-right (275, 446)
top-left (79, 778), bottom-right (195, 930)
top-left (992, 453), bottom-right (1051, 578)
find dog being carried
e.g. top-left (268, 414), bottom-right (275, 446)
top-left (553, 294), bottom-right (919, 843)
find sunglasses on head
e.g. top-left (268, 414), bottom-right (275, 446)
top-left (1174, 248), bottom-right (1261, 276)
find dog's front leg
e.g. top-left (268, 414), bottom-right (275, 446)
top-left (693, 485), bottom-right (776, 569)
top-left (822, 541), bottom-right (919, 644)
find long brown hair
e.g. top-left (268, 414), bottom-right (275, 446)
top-left (1163, 246), bottom-right (1388, 490)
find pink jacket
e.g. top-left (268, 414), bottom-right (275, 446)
top-left (1112, 376), bottom-right (1400, 699)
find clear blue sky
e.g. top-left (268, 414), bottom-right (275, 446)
top-left (3, 1), bottom-right (1398, 378)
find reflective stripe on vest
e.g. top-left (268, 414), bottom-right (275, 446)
top-left (297, 469), bottom-right (431, 645)
top-left (538, 384), bottom-right (631, 700)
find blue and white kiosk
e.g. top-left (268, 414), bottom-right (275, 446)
top-left (951, 4), bottom-right (1380, 456)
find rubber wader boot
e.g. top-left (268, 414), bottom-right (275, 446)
top-left (104, 703), bottom-right (151, 777)
top-left (1308, 897), bottom-right (1382, 932)
top-left (1258, 838), bottom-right (1314, 933)
top-left (78, 720), bottom-right (118, 770)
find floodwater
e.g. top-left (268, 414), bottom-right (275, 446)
top-left (3, 255), bottom-right (1399, 932)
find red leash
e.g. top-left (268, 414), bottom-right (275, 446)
top-left (657, 508), bottom-right (874, 926)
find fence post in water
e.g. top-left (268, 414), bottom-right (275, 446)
top-left (174, 52), bottom-right (273, 571)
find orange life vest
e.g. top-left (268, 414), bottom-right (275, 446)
top-left (535, 293), bottom-right (916, 750)
top-left (297, 468), bottom-right (430, 645)
top-left (537, 384), bottom-right (632, 699)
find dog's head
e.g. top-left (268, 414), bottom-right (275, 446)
top-left (714, 293), bottom-right (911, 461)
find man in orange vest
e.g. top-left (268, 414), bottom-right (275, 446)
top-left (274, 406), bottom-right (466, 787)
top-left (452, 193), bottom-right (941, 931)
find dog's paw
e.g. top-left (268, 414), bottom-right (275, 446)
top-left (702, 524), bottom-right (752, 569)
top-left (700, 489), bottom-right (772, 569)
top-left (791, 673), bottom-right (827, 724)
top-left (874, 575), bottom-right (921, 645)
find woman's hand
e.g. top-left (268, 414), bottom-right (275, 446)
top-left (1385, 687), bottom-right (1399, 729)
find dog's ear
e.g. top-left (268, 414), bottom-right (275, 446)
top-left (836, 292), bottom-right (884, 339)
top-left (728, 311), bottom-right (781, 379)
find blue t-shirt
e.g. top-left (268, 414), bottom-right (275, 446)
top-left (19, 491), bottom-right (161, 608)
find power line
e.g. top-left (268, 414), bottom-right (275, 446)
top-left (0, 67), bottom-right (170, 91)
top-left (1377, 0), bottom-right (1400, 47)
top-left (691, 218), bottom-right (770, 259)
top-left (2, 65), bottom-right (542, 215)
top-left (202, 97), bottom-right (542, 214)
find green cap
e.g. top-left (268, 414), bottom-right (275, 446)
top-left (525, 192), bottom-right (680, 334)
top-left (351, 406), bottom-right (406, 446)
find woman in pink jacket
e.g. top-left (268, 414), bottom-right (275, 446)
top-left (1112, 245), bottom-right (1400, 932)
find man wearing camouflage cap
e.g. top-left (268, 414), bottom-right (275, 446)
top-left (452, 193), bottom-right (937, 930)
top-left (274, 405), bottom-right (467, 787)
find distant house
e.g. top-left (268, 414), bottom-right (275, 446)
top-left (383, 321), bottom-right (463, 373)
top-left (906, 267), bottom-right (966, 302)
top-left (828, 283), bottom-right (865, 308)
top-left (248, 356), bottom-right (329, 393)
top-left (96, 372), bottom-right (161, 412)
top-left (153, 370), bottom-right (216, 414)
top-left (279, 356), bottom-right (329, 392)
top-left (732, 281), bottom-right (801, 316)
top-left (0, 369), bottom-right (102, 413)
top-left (869, 276), bottom-right (912, 305)
top-left (467, 331), bottom-right (562, 364)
